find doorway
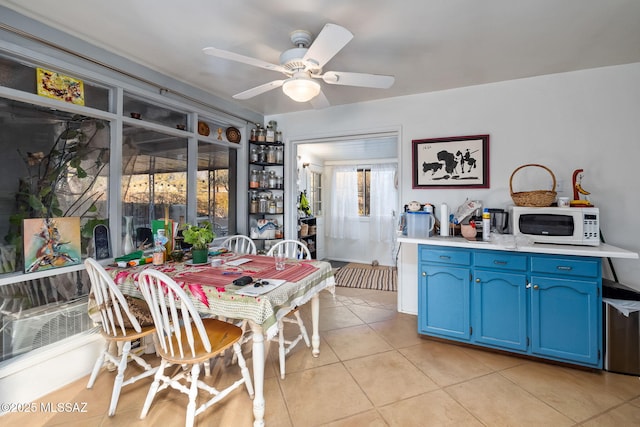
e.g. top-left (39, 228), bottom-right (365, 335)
top-left (294, 133), bottom-right (399, 264)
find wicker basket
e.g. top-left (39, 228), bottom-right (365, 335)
top-left (509, 164), bottom-right (557, 207)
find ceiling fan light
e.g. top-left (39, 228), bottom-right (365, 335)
top-left (282, 78), bottom-right (321, 102)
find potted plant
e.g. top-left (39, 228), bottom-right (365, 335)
top-left (182, 221), bottom-right (215, 264)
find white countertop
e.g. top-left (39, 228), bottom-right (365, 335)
top-left (397, 235), bottom-right (639, 259)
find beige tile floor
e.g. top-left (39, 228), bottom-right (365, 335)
top-left (4, 286), bottom-right (640, 426)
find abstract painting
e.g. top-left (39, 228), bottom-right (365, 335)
top-left (23, 217), bottom-right (82, 273)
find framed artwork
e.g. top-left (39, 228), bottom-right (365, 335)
top-left (36, 68), bottom-right (85, 105)
top-left (412, 134), bottom-right (490, 189)
top-left (23, 217), bottom-right (82, 273)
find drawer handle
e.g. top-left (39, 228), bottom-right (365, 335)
top-left (422, 271), bottom-right (426, 277)
top-left (439, 255), bottom-right (451, 260)
top-left (493, 260), bottom-right (507, 265)
top-left (533, 285), bottom-right (539, 290)
top-left (556, 266), bottom-right (573, 271)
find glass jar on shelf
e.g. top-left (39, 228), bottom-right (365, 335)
top-left (250, 170), bottom-right (259, 189)
top-left (257, 145), bottom-right (266, 163)
top-left (266, 145), bottom-right (276, 163)
top-left (258, 192), bottom-right (270, 213)
top-left (275, 130), bottom-right (283, 144)
top-left (275, 146), bottom-right (283, 164)
top-left (268, 170), bottom-right (277, 188)
top-left (250, 128), bottom-right (257, 142)
top-left (259, 170), bottom-right (269, 188)
top-left (276, 176), bottom-right (284, 189)
top-left (275, 195), bottom-right (284, 213)
top-left (266, 124), bottom-right (275, 143)
top-left (257, 127), bottom-right (266, 142)
top-left (268, 199), bottom-right (276, 214)
top-left (249, 190), bottom-right (259, 213)
top-left (250, 147), bottom-right (258, 163)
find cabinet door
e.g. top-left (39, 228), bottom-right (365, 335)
top-left (530, 275), bottom-right (600, 367)
top-left (419, 264), bottom-right (471, 341)
top-left (473, 269), bottom-right (528, 351)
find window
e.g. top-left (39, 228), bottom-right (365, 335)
top-left (0, 50), bottom-right (242, 365)
top-left (308, 170), bottom-right (322, 215)
top-left (357, 168), bottom-right (371, 216)
top-left (197, 141), bottom-right (237, 237)
top-left (121, 125), bottom-right (188, 247)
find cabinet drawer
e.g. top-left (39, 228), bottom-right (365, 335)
top-left (475, 251), bottom-right (527, 271)
top-left (419, 245), bottom-right (471, 266)
top-left (530, 256), bottom-right (600, 278)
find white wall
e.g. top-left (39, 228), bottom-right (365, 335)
top-left (269, 62), bottom-right (640, 291)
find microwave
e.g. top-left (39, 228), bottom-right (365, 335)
top-left (510, 206), bottom-right (600, 246)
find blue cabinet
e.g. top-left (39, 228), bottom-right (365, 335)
top-left (419, 265), bottom-right (471, 340)
top-left (473, 269), bottom-right (528, 351)
top-left (418, 244), bottom-right (602, 368)
top-left (418, 246), bottom-right (471, 340)
top-left (530, 255), bottom-right (601, 366)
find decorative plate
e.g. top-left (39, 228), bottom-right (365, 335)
top-left (185, 259), bottom-right (209, 266)
top-left (226, 126), bottom-right (241, 143)
top-left (197, 121), bottom-right (210, 136)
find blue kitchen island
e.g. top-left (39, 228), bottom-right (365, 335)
top-left (397, 236), bottom-right (638, 369)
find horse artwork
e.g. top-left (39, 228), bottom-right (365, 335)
top-left (23, 217), bottom-right (81, 272)
top-left (412, 135), bottom-right (490, 189)
top-left (456, 149), bottom-right (478, 173)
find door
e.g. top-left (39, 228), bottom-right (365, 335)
top-left (473, 269), bottom-right (528, 351)
top-left (419, 264), bottom-right (471, 341)
top-left (530, 275), bottom-right (600, 366)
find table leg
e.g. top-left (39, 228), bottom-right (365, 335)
top-left (311, 293), bottom-right (320, 357)
top-left (249, 321), bottom-right (265, 427)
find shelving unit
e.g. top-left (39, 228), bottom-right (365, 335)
top-left (298, 216), bottom-right (317, 259)
top-left (248, 124), bottom-right (284, 253)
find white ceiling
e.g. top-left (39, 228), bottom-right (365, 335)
top-left (2, 0), bottom-right (640, 116)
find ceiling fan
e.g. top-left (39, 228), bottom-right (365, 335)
top-left (202, 23), bottom-right (395, 108)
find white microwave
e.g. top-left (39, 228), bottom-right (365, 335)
top-left (510, 206), bottom-right (600, 246)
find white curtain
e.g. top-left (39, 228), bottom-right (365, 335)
top-left (369, 163), bottom-right (398, 242)
top-left (328, 165), bottom-right (360, 240)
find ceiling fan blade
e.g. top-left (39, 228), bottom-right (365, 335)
top-left (202, 47), bottom-right (286, 73)
top-left (303, 24), bottom-right (353, 68)
top-left (322, 71), bottom-right (395, 88)
top-left (310, 90), bottom-right (330, 109)
top-left (232, 80), bottom-right (285, 100)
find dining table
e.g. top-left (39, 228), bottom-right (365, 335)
top-left (105, 252), bottom-right (335, 427)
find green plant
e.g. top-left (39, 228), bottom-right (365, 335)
top-left (4, 115), bottom-right (108, 264)
top-left (181, 222), bottom-right (215, 251)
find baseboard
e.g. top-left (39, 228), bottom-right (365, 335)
top-left (0, 332), bottom-right (102, 414)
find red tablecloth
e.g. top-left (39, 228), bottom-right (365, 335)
top-left (175, 255), bottom-right (318, 288)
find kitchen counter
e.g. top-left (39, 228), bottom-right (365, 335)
top-left (397, 235), bottom-right (639, 259)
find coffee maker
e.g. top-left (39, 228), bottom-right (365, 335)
top-left (487, 209), bottom-right (509, 234)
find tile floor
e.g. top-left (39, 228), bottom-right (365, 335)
top-left (3, 286), bottom-right (640, 426)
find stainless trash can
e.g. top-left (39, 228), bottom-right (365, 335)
top-left (603, 279), bottom-right (640, 376)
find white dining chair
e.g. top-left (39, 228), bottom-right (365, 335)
top-left (136, 268), bottom-right (254, 427)
top-left (221, 234), bottom-right (257, 254)
top-left (266, 240), bottom-right (312, 379)
top-left (84, 257), bottom-right (158, 416)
